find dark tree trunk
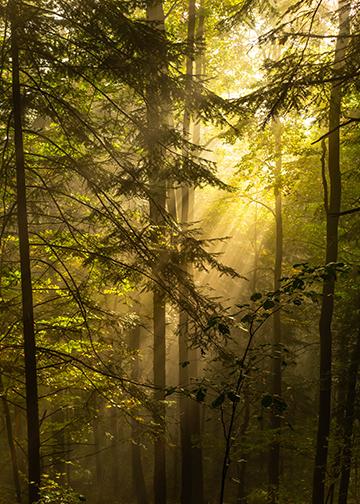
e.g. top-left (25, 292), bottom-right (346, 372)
top-left (337, 328), bottom-right (360, 504)
top-left (179, 1), bottom-right (196, 502)
top-left (146, 2), bottom-right (168, 502)
top-left (268, 116), bottom-right (283, 504)
top-left (110, 407), bottom-right (121, 498)
top-left (236, 205), bottom-right (260, 504)
top-left (151, 280), bottom-right (166, 504)
top-left (312, 3), bottom-right (350, 503)
top-left (64, 402), bottom-right (71, 486)
top-left (130, 323), bottom-right (149, 504)
top-left (10, 2), bottom-right (41, 502)
top-left (237, 386), bottom-right (250, 503)
top-left (93, 398), bottom-right (103, 504)
top-left (179, 2), bottom-right (205, 503)
top-left (131, 440), bottom-right (149, 504)
top-left (326, 324), bottom-right (349, 502)
top-left (52, 408), bottom-right (67, 485)
top-left (0, 375), bottom-right (22, 503)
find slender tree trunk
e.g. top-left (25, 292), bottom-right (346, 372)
top-left (251, 203), bottom-right (258, 294)
top-left (237, 386), bottom-right (250, 503)
top-left (130, 323), bottom-right (149, 504)
top-left (166, 129), bottom-right (180, 504)
top-left (131, 439), bottom-right (149, 504)
top-left (110, 407), bottom-right (121, 498)
top-left (312, 3), bottom-right (350, 503)
top-left (52, 408), bottom-right (67, 485)
top-left (10, 2), bottom-right (41, 502)
top-left (166, 150), bottom-right (180, 504)
top-left (0, 375), bottom-right (22, 503)
top-left (179, 1), bottom-right (196, 503)
top-left (179, 2), bottom-right (205, 503)
top-left (151, 233), bottom-right (167, 504)
top-left (236, 206), bottom-right (259, 504)
top-left (167, 186), bottom-right (178, 222)
top-left (146, 2), bottom-right (168, 502)
top-left (268, 116), bottom-right (283, 504)
top-left (326, 327), bottom-right (349, 503)
top-left (337, 326), bottom-right (360, 504)
top-left (64, 400), bottom-right (71, 486)
top-left (93, 398), bottom-right (103, 504)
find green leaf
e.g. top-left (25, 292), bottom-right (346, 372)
top-left (227, 391), bottom-right (240, 403)
top-left (205, 316), bottom-right (219, 330)
top-left (261, 394), bottom-right (273, 408)
top-left (195, 388), bottom-right (207, 402)
top-left (211, 392), bottom-right (225, 408)
top-left (250, 292), bottom-right (262, 301)
top-left (263, 299), bottom-right (275, 310)
top-left (273, 397), bottom-right (288, 413)
top-left (218, 322), bottom-right (230, 336)
top-left (241, 313), bottom-right (254, 324)
top-left (292, 278), bottom-right (305, 290)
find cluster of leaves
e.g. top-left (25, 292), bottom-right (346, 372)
top-left (38, 476), bottom-right (85, 504)
top-left (187, 261), bottom-right (350, 416)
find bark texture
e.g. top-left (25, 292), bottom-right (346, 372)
top-left (10, 2), bottom-right (41, 502)
top-left (337, 327), bottom-right (360, 504)
top-left (130, 323), bottom-right (149, 504)
top-left (0, 375), bottom-right (22, 502)
top-left (312, 2), bottom-right (351, 503)
top-left (179, 2), bottom-right (205, 502)
top-left (146, 2), bottom-right (168, 502)
top-left (268, 116), bottom-right (283, 504)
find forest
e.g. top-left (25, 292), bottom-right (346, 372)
top-left (0, 0), bottom-right (359, 503)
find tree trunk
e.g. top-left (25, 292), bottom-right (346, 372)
top-left (52, 408), bottom-right (67, 485)
top-left (337, 327), bottom-right (360, 504)
top-left (179, 0), bottom-right (196, 502)
top-left (312, 3), bottom-right (350, 503)
top-left (236, 205), bottom-right (259, 503)
top-left (131, 439), bottom-right (149, 504)
top-left (151, 257), bottom-right (167, 504)
top-left (237, 385), bottom-right (250, 503)
top-left (326, 323), bottom-right (349, 503)
top-left (268, 116), bottom-right (283, 504)
top-left (130, 323), bottom-right (149, 504)
top-left (146, 2), bottom-right (168, 502)
top-left (0, 375), bottom-right (22, 503)
top-left (110, 407), bottom-right (121, 499)
top-left (10, 2), bottom-right (41, 502)
top-left (179, 2), bottom-right (205, 503)
top-left (93, 398), bottom-right (103, 504)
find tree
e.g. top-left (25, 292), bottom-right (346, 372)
top-left (268, 115), bottom-right (283, 504)
top-left (10, 1), bottom-right (41, 500)
top-left (144, 2), bottom-right (169, 501)
top-left (179, 1), bottom-right (205, 503)
top-left (312, 3), bottom-right (351, 502)
top-left (1, 0), bottom-right (360, 502)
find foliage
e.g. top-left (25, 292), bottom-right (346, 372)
top-left (0, 0), bottom-right (360, 503)
top-left (38, 477), bottom-right (84, 504)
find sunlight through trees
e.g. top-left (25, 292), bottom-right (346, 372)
top-left (0, 1), bottom-right (359, 503)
